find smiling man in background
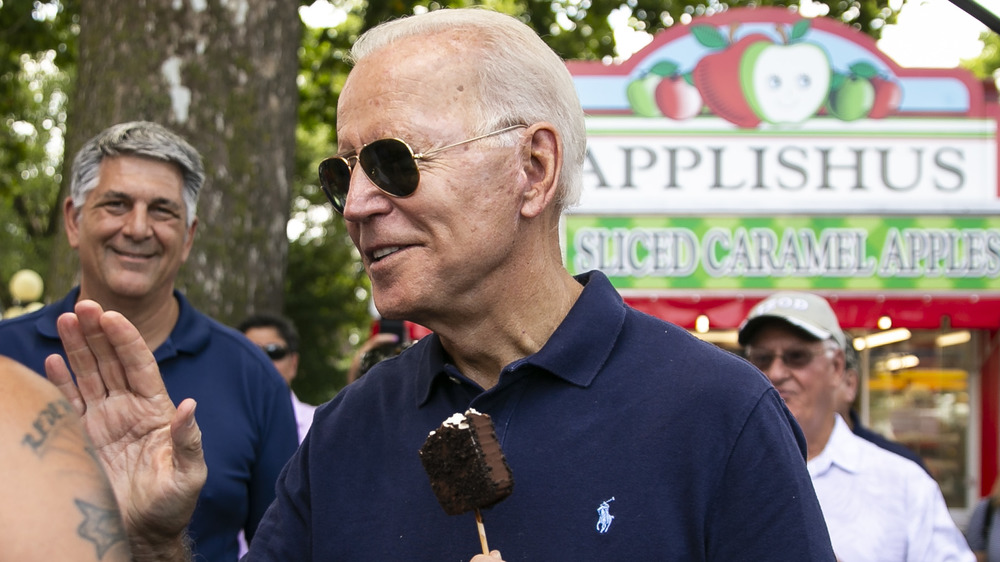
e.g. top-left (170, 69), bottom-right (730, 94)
top-left (0, 121), bottom-right (297, 561)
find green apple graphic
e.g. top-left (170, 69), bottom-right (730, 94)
top-left (738, 40), bottom-right (831, 125)
top-left (626, 60), bottom-right (680, 117)
top-left (826, 72), bottom-right (875, 121)
top-left (829, 60), bottom-right (898, 120)
top-left (626, 74), bottom-right (662, 117)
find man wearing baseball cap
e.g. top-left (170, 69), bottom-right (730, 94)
top-left (739, 292), bottom-right (974, 561)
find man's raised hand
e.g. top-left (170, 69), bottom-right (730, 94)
top-left (46, 299), bottom-right (206, 562)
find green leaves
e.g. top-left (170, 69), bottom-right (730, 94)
top-left (790, 19), bottom-right (811, 42)
top-left (691, 24), bottom-right (729, 49)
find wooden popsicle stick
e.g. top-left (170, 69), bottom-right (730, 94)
top-left (475, 508), bottom-right (489, 555)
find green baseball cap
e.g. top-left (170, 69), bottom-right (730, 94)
top-left (738, 292), bottom-right (847, 349)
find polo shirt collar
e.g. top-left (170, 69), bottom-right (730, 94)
top-left (808, 414), bottom-right (862, 477)
top-left (522, 270), bottom-right (626, 386)
top-left (34, 286), bottom-right (79, 340)
top-left (415, 270), bottom-right (627, 405)
top-left (154, 289), bottom-right (211, 360)
top-left (32, 286), bottom-right (210, 359)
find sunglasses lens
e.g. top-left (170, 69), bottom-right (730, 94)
top-left (318, 157), bottom-right (351, 213)
top-left (748, 353), bottom-right (774, 371)
top-left (783, 350), bottom-right (814, 368)
top-left (747, 350), bottom-right (815, 370)
top-left (262, 344), bottom-right (289, 361)
top-left (359, 139), bottom-right (421, 198)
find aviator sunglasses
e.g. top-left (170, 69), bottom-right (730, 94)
top-left (318, 124), bottom-right (527, 213)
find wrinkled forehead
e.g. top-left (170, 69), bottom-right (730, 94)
top-left (91, 154), bottom-right (186, 199)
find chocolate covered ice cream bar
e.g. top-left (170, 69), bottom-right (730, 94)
top-left (419, 408), bottom-right (514, 516)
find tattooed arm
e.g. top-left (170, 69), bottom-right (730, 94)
top-left (0, 355), bottom-right (130, 562)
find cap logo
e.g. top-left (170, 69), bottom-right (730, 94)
top-left (753, 296), bottom-right (810, 316)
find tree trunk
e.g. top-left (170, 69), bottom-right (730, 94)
top-left (50, 0), bottom-right (300, 325)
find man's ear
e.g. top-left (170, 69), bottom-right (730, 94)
top-left (519, 123), bottom-right (561, 219)
top-left (288, 352), bottom-right (300, 382)
top-left (842, 365), bottom-right (859, 403)
top-left (833, 347), bottom-right (852, 388)
top-left (63, 196), bottom-right (81, 249)
top-left (833, 347), bottom-right (847, 374)
top-left (180, 216), bottom-right (199, 262)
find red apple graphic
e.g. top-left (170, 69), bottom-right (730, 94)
top-left (868, 76), bottom-right (902, 119)
top-left (692, 32), bottom-right (773, 128)
top-left (655, 74), bottom-right (703, 120)
top-left (626, 60), bottom-right (683, 117)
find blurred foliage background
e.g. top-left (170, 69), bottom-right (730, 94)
top-left (2, 0), bottom-right (998, 403)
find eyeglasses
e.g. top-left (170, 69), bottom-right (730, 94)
top-left (745, 349), bottom-right (822, 370)
top-left (318, 124), bottom-right (527, 213)
top-left (260, 343), bottom-right (291, 361)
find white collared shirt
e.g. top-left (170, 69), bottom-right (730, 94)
top-left (290, 390), bottom-right (317, 444)
top-left (808, 414), bottom-right (974, 562)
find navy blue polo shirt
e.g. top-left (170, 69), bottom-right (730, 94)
top-left (0, 287), bottom-right (298, 562)
top-left (849, 408), bottom-right (931, 474)
top-left (249, 271), bottom-right (834, 561)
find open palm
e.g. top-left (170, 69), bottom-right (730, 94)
top-left (46, 300), bottom-right (206, 550)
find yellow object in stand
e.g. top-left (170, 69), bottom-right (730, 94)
top-left (868, 369), bottom-right (969, 392)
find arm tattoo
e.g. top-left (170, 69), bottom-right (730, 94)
top-left (21, 399), bottom-right (75, 456)
top-left (75, 499), bottom-right (128, 559)
top-left (19, 398), bottom-right (129, 558)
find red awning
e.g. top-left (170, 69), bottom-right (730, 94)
top-left (623, 293), bottom-right (1000, 331)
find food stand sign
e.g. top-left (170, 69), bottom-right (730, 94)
top-left (564, 7), bottom-right (1000, 292)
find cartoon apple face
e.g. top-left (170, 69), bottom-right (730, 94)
top-left (739, 42), bottom-right (831, 125)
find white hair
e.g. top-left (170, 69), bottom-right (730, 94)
top-left (348, 8), bottom-right (586, 212)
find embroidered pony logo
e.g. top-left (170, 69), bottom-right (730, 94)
top-left (596, 497), bottom-right (615, 534)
